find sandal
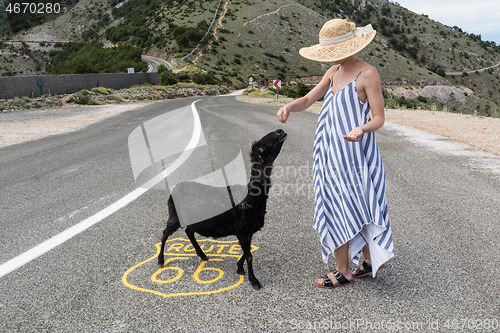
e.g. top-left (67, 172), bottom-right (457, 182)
top-left (352, 261), bottom-right (385, 278)
top-left (314, 270), bottom-right (354, 289)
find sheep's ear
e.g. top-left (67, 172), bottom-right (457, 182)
top-left (251, 141), bottom-right (264, 155)
top-left (251, 141), bottom-right (263, 153)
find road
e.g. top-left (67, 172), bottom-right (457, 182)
top-left (445, 62), bottom-right (500, 76)
top-left (142, 55), bottom-right (172, 73)
top-left (1, 96), bottom-right (499, 332)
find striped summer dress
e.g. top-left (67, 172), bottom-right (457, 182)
top-left (312, 68), bottom-right (394, 277)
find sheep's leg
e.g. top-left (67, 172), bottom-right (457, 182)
top-left (158, 217), bottom-right (180, 266)
top-left (237, 252), bottom-right (246, 275)
top-left (185, 229), bottom-right (208, 261)
top-left (236, 235), bottom-right (250, 275)
top-left (238, 235), bottom-right (261, 290)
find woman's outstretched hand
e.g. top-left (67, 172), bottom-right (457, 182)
top-left (277, 106), bottom-right (290, 124)
top-left (343, 127), bottom-right (364, 142)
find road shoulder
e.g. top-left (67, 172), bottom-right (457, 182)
top-left (237, 95), bottom-right (500, 157)
top-left (0, 103), bottom-right (146, 148)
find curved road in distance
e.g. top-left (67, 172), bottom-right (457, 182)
top-left (446, 62), bottom-right (500, 75)
top-left (141, 55), bottom-right (172, 73)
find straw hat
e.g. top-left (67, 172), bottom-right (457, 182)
top-left (299, 19), bottom-right (376, 62)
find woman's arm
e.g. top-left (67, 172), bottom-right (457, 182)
top-left (343, 66), bottom-right (385, 142)
top-left (277, 66), bottom-right (337, 124)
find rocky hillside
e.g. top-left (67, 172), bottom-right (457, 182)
top-left (0, 0), bottom-right (499, 113)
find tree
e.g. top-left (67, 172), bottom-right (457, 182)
top-left (158, 65), bottom-right (177, 85)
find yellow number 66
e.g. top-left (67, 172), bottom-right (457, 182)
top-left (151, 257), bottom-right (225, 285)
top-left (192, 259), bottom-right (224, 284)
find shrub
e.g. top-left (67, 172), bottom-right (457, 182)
top-left (91, 87), bottom-right (113, 95)
top-left (191, 71), bottom-right (220, 85)
top-left (69, 90), bottom-right (102, 105)
top-left (271, 82), bottom-right (311, 98)
top-left (172, 26), bottom-right (204, 48)
top-left (176, 72), bottom-right (190, 82)
top-left (158, 65), bottom-right (177, 85)
top-left (407, 47), bottom-right (418, 59)
top-left (47, 42), bottom-right (147, 74)
top-left (417, 95), bottom-right (428, 103)
top-left (160, 71), bottom-right (178, 85)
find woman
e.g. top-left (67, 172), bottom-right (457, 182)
top-left (277, 19), bottom-right (394, 288)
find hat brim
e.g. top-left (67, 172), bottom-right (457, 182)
top-left (299, 31), bottom-right (376, 62)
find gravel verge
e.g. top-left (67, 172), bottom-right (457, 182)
top-left (237, 95), bottom-right (500, 157)
top-left (0, 84), bottom-right (229, 148)
top-left (0, 103), bottom-right (145, 148)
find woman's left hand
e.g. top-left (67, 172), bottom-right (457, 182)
top-left (343, 127), bottom-right (364, 142)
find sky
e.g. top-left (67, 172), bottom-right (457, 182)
top-left (394, 0), bottom-right (500, 44)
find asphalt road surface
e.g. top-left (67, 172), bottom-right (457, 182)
top-left (1, 96), bottom-right (499, 332)
top-left (142, 56), bottom-right (173, 73)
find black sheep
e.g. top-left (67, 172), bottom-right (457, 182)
top-left (158, 129), bottom-right (287, 290)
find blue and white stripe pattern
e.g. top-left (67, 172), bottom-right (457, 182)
top-left (312, 76), bottom-right (394, 276)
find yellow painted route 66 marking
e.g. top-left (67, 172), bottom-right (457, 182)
top-left (122, 238), bottom-right (258, 298)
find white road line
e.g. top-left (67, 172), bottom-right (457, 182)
top-left (0, 100), bottom-right (202, 279)
top-left (225, 89), bottom-right (246, 96)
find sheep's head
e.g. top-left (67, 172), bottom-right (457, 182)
top-left (250, 129), bottom-right (287, 166)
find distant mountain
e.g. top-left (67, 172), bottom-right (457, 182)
top-left (1, 0), bottom-right (499, 110)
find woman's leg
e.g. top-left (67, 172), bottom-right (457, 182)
top-left (334, 242), bottom-right (353, 278)
top-left (352, 244), bottom-right (385, 277)
top-left (362, 244), bottom-right (371, 265)
top-left (315, 242), bottom-right (353, 286)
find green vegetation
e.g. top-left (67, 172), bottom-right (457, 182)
top-left (158, 65), bottom-right (178, 85)
top-left (173, 20), bottom-right (209, 49)
top-left (269, 82), bottom-right (312, 98)
top-left (241, 88), bottom-right (275, 98)
top-left (91, 87), bottom-right (113, 95)
top-left (105, 0), bottom-right (212, 50)
top-left (382, 88), bottom-right (500, 117)
top-left (158, 64), bottom-right (221, 86)
top-left (69, 89), bottom-right (102, 105)
top-left (105, 0), bottom-right (164, 48)
top-left (46, 83), bottom-right (229, 106)
top-left (0, 0), bottom-right (79, 37)
top-left (46, 42), bottom-right (147, 74)
top-left (190, 71), bottom-right (220, 85)
top-left (0, 83), bottom-right (230, 110)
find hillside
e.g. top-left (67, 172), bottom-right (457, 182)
top-left (0, 0), bottom-right (499, 115)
